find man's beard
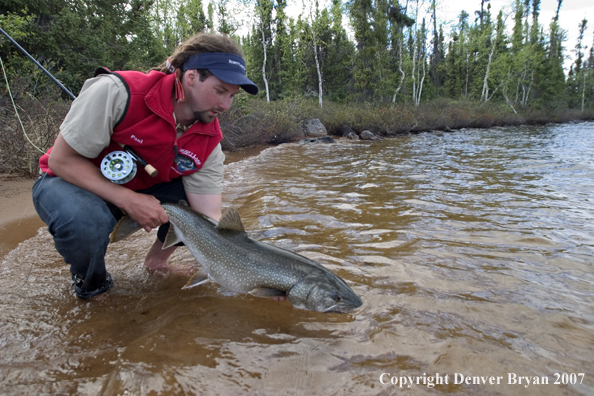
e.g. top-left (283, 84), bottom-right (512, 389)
top-left (194, 110), bottom-right (217, 124)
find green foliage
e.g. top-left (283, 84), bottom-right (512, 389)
top-left (2, 0), bottom-right (588, 108)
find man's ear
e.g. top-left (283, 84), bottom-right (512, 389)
top-left (184, 69), bottom-right (198, 87)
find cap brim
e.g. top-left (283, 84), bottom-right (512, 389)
top-left (210, 69), bottom-right (259, 95)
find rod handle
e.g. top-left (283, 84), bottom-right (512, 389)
top-left (144, 164), bottom-right (158, 177)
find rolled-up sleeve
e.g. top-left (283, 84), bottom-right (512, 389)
top-left (60, 74), bottom-right (128, 158)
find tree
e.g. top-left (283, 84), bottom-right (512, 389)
top-left (299, 0), bottom-right (326, 107)
top-left (325, 0), bottom-right (354, 102)
top-left (253, 0), bottom-right (273, 102)
top-left (216, 0), bottom-right (237, 34)
top-left (176, 0), bottom-right (209, 43)
top-left (584, 34), bottom-right (594, 109)
top-left (540, 0), bottom-right (566, 107)
top-left (410, 10), bottom-right (428, 106)
top-left (428, 0), bottom-right (444, 92)
top-left (444, 10), bottom-right (470, 99)
top-left (348, 0), bottom-right (378, 99)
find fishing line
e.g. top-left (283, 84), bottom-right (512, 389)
top-left (0, 55), bottom-right (45, 154)
top-left (1, 53), bottom-right (44, 290)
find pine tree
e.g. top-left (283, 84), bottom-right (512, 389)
top-left (428, 0), bottom-right (444, 93)
top-left (348, 0), bottom-right (377, 99)
top-left (541, 0), bottom-right (566, 108)
top-left (325, 0), bottom-right (354, 102)
top-left (176, 0), bottom-right (209, 43)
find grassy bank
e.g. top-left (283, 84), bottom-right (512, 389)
top-left (218, 98), bottom-right (594, 150)
top-left (2, 92), bottom-right (593, 177)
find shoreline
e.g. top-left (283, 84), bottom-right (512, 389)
top-left (0, 175), bottom-right (39, 224)
top-left (0, 175), bottom-right (44, 258)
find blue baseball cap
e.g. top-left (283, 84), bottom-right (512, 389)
top-left (182, 52), bottom-right (259, 95)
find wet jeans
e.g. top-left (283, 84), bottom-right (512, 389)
top-left (32, 174), bottom-right (187, 292)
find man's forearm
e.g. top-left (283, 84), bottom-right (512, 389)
top-left (48, 133), bottom-right (167, 231)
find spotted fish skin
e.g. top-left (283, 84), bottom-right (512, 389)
top-left (112, 202), bottom-right (362, 313)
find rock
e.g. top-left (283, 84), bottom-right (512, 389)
top-left (339, 125), bottom-right (359, 140)
top-left (366, 126), bottom-right (386, 136)
top-left (360, 130), bottom-right (379, 140)
top-left (385, 127), bottom-right (411, 137)
top-left (338, 125), bottom-right (355, 135)
top-left (300, 136), bottom-right (336, 144)
top-left (303, 119), bottom-right (328, 137)
top-left (344, 131), bottom-right (359, 140)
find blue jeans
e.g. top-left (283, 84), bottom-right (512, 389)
top-left (32, 174), bottom-right (187, 292)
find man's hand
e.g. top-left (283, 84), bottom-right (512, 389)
top-left (120, 192), bottom-right (168, 232)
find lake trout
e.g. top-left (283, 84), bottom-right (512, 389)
top-left (111, 202), bottom-right (362, 313)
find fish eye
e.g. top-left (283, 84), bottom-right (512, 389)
top-left (334, 296), bottom-right (343, 302)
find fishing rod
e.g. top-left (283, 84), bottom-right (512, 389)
top-left (0, 27), bottom-right (158, 182)
top-left (0, 27), bottom-right (76, 100)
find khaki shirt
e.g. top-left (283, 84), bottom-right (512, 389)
top-left (60, 74), bottom-right (224, 195)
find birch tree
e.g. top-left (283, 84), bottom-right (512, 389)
top-left (387, 1), bottom-right (415, 102)
top-left (254, 0), bottom-right (273, 102)
top-left (576, 19), bottom-right (589, 111)
top-left (303, 0), bottom-right (324, 107)
top-left (480, 9), bottom-right (507, 102)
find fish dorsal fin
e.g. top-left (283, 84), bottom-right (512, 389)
top-left (178, 200), bottom-right (190, 206)
top-left (216, 207), bottom-right (245, 233)
top-left (162, 224), bottom-right (183, 249)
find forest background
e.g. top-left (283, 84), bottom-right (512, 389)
top-left (1, 0), bottom-right (594, 176)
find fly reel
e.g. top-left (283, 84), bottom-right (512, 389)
top-left (100, 151), bottom-right (137, 184)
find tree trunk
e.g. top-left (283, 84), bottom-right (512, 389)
top-left (312, 30), bottom-right (323, 108)
top-left (259, 25), bottom-right (270, 103)
top-left (582, 71), bottom-right (586, 112)
top-left (393, 36), bottom-right (406, 103)
top-left (481, 36), bottom-right (497, 102)
top-left (416, 54), bottom-right (426, 106)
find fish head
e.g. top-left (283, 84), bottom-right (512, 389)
top-left (294, 274), bottom-right (363, 313)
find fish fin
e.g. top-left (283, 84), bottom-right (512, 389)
top-left (216, 207), bottom-right (245, 233)
top-left (182, 272), bottom-right (209, 289)
top-left (249, 288), bottom-right (287, 298)
top-left (110, 216), bottom-right (142, 243)
top-left (162, 224), bottom-right (182, 249)
top-left (178, 200), bottom-right (189, 206)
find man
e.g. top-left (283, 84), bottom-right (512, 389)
top-left (32, 33), bottom-right (258, 299)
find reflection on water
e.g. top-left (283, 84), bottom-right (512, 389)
top-left (2, 122), bottom-right (594, 395)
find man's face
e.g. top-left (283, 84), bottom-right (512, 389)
top-left (184, 71), bottom-right (240, 124)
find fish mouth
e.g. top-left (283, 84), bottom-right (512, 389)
top-left (322, 302), bottom-right (360, 313)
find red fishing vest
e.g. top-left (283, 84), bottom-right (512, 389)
top-left (39, 68), bottom-right (223, 191)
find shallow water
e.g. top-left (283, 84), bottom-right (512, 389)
top-left (1, 122), bottom-right (593, 395)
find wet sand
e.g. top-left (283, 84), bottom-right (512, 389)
top-left (0, 176), bottom-right (44, 258)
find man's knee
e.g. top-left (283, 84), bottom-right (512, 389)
top-left (33, 175), bottom-right (116, 239)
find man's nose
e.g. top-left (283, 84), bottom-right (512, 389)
top-left (220, 94), bottom-right (233, 111)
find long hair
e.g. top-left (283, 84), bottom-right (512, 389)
top-left (152, 33), bottom-right (244, 75)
